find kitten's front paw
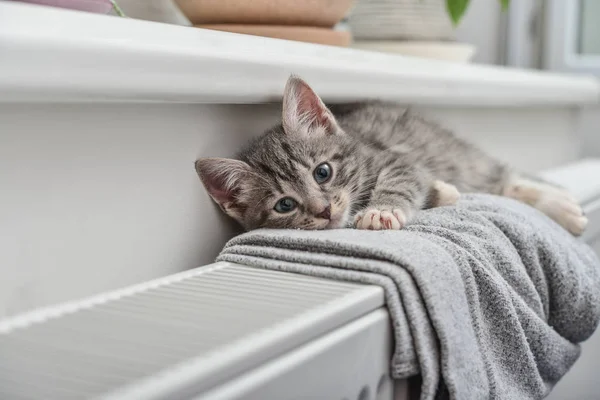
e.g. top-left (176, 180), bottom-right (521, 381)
top-left (354, 207), bottom-right (407, 230)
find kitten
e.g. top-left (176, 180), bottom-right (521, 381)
top-left (195, 75), bottom-right (587, 235)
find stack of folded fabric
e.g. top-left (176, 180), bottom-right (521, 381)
top-left (348, 0), bottom-right (475, 62)
top-left (174, 0), bottom-right (353, 46)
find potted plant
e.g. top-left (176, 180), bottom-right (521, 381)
top-left (348, 0), bottom-right (509, 62)
top-left (173, 0), bottom-right (354, 46)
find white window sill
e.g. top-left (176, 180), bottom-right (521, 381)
top-left (1, 2), bottom-right (599, 106)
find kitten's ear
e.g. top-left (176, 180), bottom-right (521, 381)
top-left (282, 75), bottom-right (341, 136)
top-left (195, 158), bottom-right (250, 220)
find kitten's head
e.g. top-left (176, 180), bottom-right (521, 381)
top-left (195, 76), bottom-right (361, 231)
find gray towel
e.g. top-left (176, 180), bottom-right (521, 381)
top-left (217, 194), bottom-right (600, 400)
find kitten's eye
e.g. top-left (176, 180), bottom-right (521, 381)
top-left (274, 197), bottom-right (297, 213)
top-left (313, 163), bottom-right (332, 184)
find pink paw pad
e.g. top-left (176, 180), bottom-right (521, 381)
top-left (354, 208), bottom-right (407, 230)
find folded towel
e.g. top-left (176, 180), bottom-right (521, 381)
top-left (218, 194), bottom-right (600, 400)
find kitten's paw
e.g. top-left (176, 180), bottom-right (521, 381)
top-left (536, 192), bottom-right (588, 236)
top-left (354, 207), bottom-right (407, 230)
top-left (432, 180), bottom-right (460, 207)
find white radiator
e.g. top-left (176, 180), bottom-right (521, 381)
top-left (0, 263), bottom-right (394, 400)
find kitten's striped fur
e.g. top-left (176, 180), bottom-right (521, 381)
top-left (196, 76), bottom-right (587, 235)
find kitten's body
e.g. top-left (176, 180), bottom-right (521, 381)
top-left (327, 102), bottom-right (510, 198)
top-left (196, 76), bottom-right (587, 235)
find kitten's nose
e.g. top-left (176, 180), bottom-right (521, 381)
top-left (316, 204), bottom-right (331, 220)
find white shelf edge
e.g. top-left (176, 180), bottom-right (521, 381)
top-left (0, 2), bottom-right (599, 106)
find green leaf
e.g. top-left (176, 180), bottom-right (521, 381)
top-left (110, 0), bottom-right (126, 17)
top-left (446, 0), bottom-right (471, 26)
top-left (500, 0), bottom-right (510, 11)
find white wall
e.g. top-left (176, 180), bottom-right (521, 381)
top-left (455, 0), bottom-right (504, 65)
top-left (580, 0), bottom-right (600, 55)
top-left (0, 103), bottom-right (279, 318)
top-left (581, 109), bottom-right (600, 157)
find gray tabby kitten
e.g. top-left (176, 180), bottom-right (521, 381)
top-left (195, 76), bottom-right (587, 235)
